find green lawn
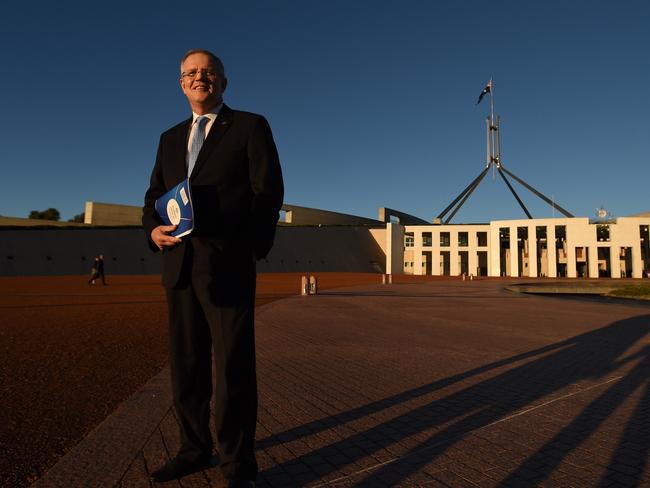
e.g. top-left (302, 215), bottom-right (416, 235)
top-left (608, 284), bottom-right (650, 298)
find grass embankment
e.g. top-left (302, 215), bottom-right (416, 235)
top-left (608, 284), bottom-right (650, 299)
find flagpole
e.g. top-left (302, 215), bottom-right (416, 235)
top-left (485, 117), bottom-right (490, 168)
top-left (436, 77), bottom-right (576, 222)
top-left (490, 78), bottom-right (496, 178)
top-left (490, 78), bottom-right (495, 129)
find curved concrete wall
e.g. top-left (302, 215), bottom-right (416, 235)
top-left (260, 226), bottom-right (385, 273)
top-left (0, 226), bottom-right (385, 276)
top-left (281, 204), bottom-right (382, 226)
top-left (0, 227), bottom-right (160, 276)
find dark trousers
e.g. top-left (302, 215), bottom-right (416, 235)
top-left (165, 241), bottom-right (258, 480)
top-left (87, 270), bottom-right (106, 284)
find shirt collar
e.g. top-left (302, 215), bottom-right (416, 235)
top-left (192, 103), bottom-right (223, 124)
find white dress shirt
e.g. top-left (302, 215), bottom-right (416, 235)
top-left (186, 103), bottom-right (223, 163)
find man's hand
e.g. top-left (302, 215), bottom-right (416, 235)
top-left (151, 225), bottom-right (182, 250)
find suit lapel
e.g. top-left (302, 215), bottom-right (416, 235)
top-left (189, 104), bottom-right (234, 181)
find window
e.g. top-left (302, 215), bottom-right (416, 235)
top-left (477, 232), bottom-right (487, 247)
top-left (440, 232), bottom-right (450, 247)
top-left (597, 224), bottom-right (610, 242)
top-left (458, 232), bottom-right (468, 247)
top-left (404, 232), bottom-right (414, 247)
top-left (422, 232), bottom-right (432, 247)
top-left (641, 225), bottom-right (650, 269)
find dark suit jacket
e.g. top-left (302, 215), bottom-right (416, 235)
top-left (142, 104), bottom-right (284, 288)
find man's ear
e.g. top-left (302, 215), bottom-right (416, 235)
top-left (221, 77), bottom-right (228, 93)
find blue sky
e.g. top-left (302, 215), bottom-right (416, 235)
top-left (0, 1), bottom-right (648, 223)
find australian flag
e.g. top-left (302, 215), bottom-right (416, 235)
top-left (476, 79), bottom-right (493, 105)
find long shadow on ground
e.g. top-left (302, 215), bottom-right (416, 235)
top-left (258, 315), bottom-right (650, 486)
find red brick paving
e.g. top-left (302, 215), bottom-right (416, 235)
top-left (0, 273), bottom-right (384, 488)
top-left (27, 278), bottom-right (650, 487)
top-left (252, 281), bottom-right (649, 487)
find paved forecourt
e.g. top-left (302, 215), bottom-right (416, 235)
top-left (34, 279), bottom-right (650, 487)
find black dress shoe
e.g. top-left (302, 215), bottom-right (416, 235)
top-left (150, 455), bottom-right (217, 482)
top-left (227, 479), bottom-right (255, 488)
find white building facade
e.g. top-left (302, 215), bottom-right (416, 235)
top-left (385, 217), bottom-right (650, 279)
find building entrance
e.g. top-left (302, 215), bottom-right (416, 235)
top-left (422, 251), bottom-right (432, 275)
top-left (620, 247), bottom-right (632, 278)
top-left (459, 251), bottom-right (469, 276)
top-left (575, 247), bottom-right (589, 278)
top-left (598, 247), bottom-right (611, 277)
top-left (477, 251), bottom-right (488, 276)
top-left (440, 251), bottom-right (450, 276)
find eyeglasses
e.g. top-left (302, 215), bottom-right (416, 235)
top-left (181, 69), bottom-right (220, 80)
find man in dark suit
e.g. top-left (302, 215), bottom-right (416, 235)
top-left (142, 49), bottom-right (283, 487)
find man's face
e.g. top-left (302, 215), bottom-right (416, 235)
top-left (180, 53), bottom-right (227, 110)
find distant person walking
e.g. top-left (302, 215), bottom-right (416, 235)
top-left (87, 255), bottom-right (107, 285)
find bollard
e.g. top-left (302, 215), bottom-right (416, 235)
top-left (300, 275), bottom-right (309, 296)
top-left (309, 275), bottom-right (318, 295)
top-left (462, 272), bottom-right (466, 281)
top-left (470, 274), bottom-right (474, 281)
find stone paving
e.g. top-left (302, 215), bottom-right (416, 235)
top-left (33, 280), bottom-right (650, 487)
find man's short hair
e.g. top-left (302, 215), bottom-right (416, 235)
top-left (180, 49), bottom-right (225, 77)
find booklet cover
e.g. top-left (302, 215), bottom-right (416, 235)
top-left (154, 178), bottom-right (194, 238)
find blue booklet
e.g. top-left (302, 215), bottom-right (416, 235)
top-left (154, 178), bottom-right (194, 237)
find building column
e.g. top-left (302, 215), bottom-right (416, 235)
top-left (450, 249), bottom-right (459, 276)
top-left (414, 247), bottom-right (423, 275)
top-left (632, 241), bottom-right (643, 278)
top-left (489, 226), bottom-right (501, 277)
top-left (547, 226), bottom-right (557, 278)
top-left (567, 245), bottom-right (577, 278)
top-left (588, 246), bottom-right (599, 278)
top-left (449, 232), bottom-right (459, 276)
top-left (468, 232), bottom-right (478, 277)
top-left (528, 226), bottom-right (538, 278)
top-left (612, 247), bottom-right (622, 278)
top-left (432, 248), bottom-right (441, 276)
top-left (509, 226), bottom-right (518, 277)
top-left (385, 223), bottom-right (404, 275)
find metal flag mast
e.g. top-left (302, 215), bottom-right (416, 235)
top-left (436, 79), bottom-right (573, 224)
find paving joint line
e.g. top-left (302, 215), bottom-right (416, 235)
top-left (113, 405), bottom-right (173, 487)
top-left (309, 375), bottom-right (624, 487)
